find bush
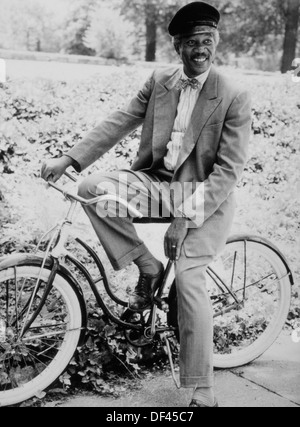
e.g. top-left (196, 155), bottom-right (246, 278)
top-left (85, 7), bottom-right (135, 60)
top-left (64, 301), bottom-right (141, 395)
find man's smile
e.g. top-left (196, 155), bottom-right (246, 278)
top-left (192, 55), bottom-right (209, 64)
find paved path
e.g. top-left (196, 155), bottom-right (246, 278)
top-left (5, 58), bottom-right (283, 85)
top-left (52, 332), bottom-right (300, 408)
top-left (5, 59), bottom-right (152, 83)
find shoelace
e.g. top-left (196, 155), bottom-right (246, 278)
top-left (135, 275), bottom-right (150, 298)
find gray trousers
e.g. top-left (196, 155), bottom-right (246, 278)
top-left (78, 170), bottom-right (214, 388)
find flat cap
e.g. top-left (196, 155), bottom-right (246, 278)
top-left (168, 2), bottom-right (220, 37)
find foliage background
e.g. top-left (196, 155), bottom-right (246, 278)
top-left (0, 61), bottom-right (299, 396)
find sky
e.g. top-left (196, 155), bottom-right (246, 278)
top-left (0, 0), bottom-right (71, 18)
top-left (41, 0), bottom-right (70, 14)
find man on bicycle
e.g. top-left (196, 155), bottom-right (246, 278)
top-left (41, 1), bottom-right (252, 408)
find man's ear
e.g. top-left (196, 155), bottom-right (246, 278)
top-left (173, 38), bottom-right (182, 56)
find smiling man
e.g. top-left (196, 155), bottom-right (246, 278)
top-left (41, 2), bottom-right (252, 408)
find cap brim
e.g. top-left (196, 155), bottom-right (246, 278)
top-left (174, 25), bottom-right (218, 38)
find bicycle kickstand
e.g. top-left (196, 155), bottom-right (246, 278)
top-left (160, 332), bottom-right (181, 390)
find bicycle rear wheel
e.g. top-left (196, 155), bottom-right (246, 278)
top-left (168, 237), bottom-right (292, 369)
top-left (0, 265), bottom-right (83, 407)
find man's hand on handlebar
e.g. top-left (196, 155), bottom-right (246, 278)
top-left (41, 156), bottom-right (73, 183)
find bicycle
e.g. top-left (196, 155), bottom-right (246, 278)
top-left (0, 172), bottom-right (293, 407)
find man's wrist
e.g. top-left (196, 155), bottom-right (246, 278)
top-left (174, 216), bottom-right (189, 222)
top-left (61, 155), bottom-right (73, 167)
top-left (172, 216), bottom-right (191, 227)
top-left (175, 210), bottom-right (191, 222)
top-left (62, 155), bottom-right (81, 172)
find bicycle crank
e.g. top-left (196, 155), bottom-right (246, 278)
top-left (122, 309), bottom-right (155, 347)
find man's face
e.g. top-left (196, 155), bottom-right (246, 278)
top-left (176, 32), bottom-right (217, 78)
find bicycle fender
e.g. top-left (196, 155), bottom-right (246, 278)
top-left (227, 235), bottom-right (294, 287)
top-left (0, 253), bottom-right (88, 345)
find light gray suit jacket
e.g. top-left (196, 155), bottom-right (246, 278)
top-left (67, 65), bottom-right (252, 257)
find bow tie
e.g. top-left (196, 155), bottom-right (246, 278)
top-left (177, 78), bottom-right (202, 91)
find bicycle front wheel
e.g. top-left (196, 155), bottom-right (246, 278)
top-left (0, 264), bottom-right (83, 407)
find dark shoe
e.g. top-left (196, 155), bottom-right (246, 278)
top-left (189, 399), bottom-right (219, 408)
top-left (129, 268), bottom-right (164, 312)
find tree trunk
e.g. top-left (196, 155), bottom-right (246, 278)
top-left (281, 0), bottom-right (300, 73)
top-left (145, 17), bottom-right (157, 62)
top-left (26, 30), bottom-right (30, 51)
top-left (36, 39), bottom-right (41, 52)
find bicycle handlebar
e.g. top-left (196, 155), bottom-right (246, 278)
top-left (46, 172), bottom-right (143, 219)
top-left (64, 171), bottom-right (78, 183)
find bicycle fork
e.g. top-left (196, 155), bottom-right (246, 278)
top-left (18, 203), bottom-right (78, 339)
top-left (18, 258), bottom-right (60, 337)
top-left (153, 261), bottom-right (181, 389)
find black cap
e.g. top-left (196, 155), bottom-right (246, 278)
top-left (168, 2), bottom-right (220, 37)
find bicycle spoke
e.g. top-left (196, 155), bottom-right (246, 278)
top-left (26, 346), bottom-right (58, 360)
top-left (243, 240), bottom-right (247, 301)
top-left (6, 279), bottom-right (9, 324)
top-left (23, 330), bottom-right (68, 341)
top-left (230, 251), bottom-right (237, 290)
top-left (13, 268), bottom-right (19, 334)
top-left (29, 322), bottom-right (68, 330)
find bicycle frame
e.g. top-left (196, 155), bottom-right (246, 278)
top-left (14, 175), bottom-right (177, 343)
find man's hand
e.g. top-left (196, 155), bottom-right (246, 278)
top-left (41, 156), bottom-right (73, 183)
top-left (164, 217), bottom-right (189, 262)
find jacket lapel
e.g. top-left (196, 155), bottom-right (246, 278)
top-left (151, 68), bottom-right (181, 165)
top-left (175, 66), bottom-right (222, 173)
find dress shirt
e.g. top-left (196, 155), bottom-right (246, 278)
top-left (164, 67), bottom-right (211, 171)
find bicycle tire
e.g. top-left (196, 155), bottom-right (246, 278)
top-left (0, 264), bottom-right (83, 407)
top-left (168, 237), bottom-right (292, 369)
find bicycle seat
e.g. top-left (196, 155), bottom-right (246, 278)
top-left (133, 217), bottom-right (172, 224)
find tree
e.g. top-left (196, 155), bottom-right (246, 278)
top-left (212, 0), bottom-right (300, 71)
top-left (121, 0), bottom-right (188, 62)
top-left (85, 6), bottom-right (135, 59)
top-left (215, 0), bottom-right (285, 55)
top-left (0, 0), bottom-right (56, 52)
top-left (145, 1), bottom-right (157, 62)
top-left (62, 0), bottom-right (98, 56)
top-left (281, 0), bottom-right (300, 73)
